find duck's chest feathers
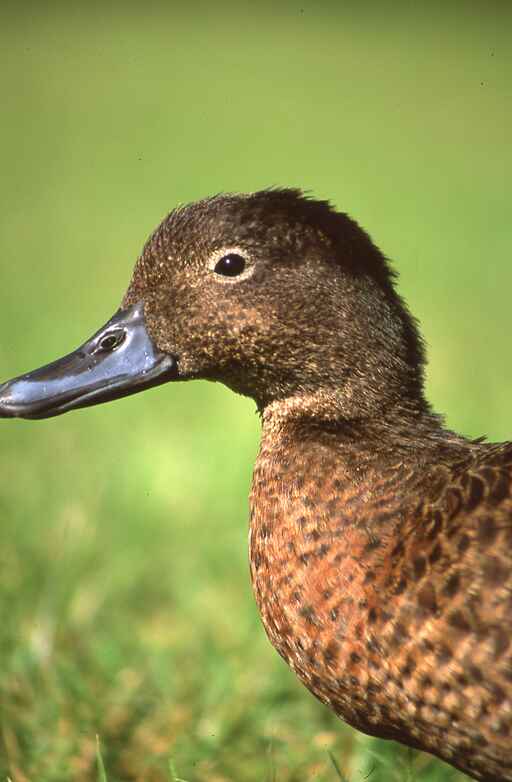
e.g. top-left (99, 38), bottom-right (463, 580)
top-left (248, 424), bottom-right (412, 733)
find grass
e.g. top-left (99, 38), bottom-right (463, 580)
top-left (96, 739), bottom-right (108, 782)
top-left (0, 2), bottom-right (510, 780)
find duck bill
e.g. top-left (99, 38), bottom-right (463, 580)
top-left (0, 302), bottom-right (178, 420)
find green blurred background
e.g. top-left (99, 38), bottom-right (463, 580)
top-left (0, 2), bottom-right (510, 780)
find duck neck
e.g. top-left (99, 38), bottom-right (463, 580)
top-left (259, 388), bottom-right (455, 455)
top-left (254, 393), bottom-right (469, 513)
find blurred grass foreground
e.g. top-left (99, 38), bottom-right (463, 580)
top-left (0, 2), bottom-right (510, 780)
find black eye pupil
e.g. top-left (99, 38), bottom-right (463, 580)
top-left (214, 253), bottom-right (246, 277)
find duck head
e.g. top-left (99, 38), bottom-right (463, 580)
top-left (0, 189), bottom-right (427, 421)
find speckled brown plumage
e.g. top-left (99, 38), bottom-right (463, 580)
top-left (121, 191), bottom-right (512, 780)
top-left (250, 417), bottom-right (512, 781)
top-left (3, 189), bottom-right (511, 780)
top-left (123, 191), bottom-right (512, 781)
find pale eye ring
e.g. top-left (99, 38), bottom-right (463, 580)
top-left (213, 253), bottom-right (246, 277)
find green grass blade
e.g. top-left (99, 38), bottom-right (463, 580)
top-left (96, 735), bottom-right (108, 782)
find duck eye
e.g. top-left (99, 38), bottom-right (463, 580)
top-left (214, 253), bottom-right (246, 277)
top-left (98, 329), bottom-right (125, 352)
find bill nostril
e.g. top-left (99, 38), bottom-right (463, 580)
top-left (98, 330), bottom-right (125, 352)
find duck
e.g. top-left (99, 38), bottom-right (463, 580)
top-left (0, 188), bottom-right (511, 781)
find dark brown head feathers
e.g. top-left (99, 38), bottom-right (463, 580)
top-left (125, 189), bottom-right (427, 416)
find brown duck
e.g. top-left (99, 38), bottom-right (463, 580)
top-left (0, 189), bottom-right (510, 781)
